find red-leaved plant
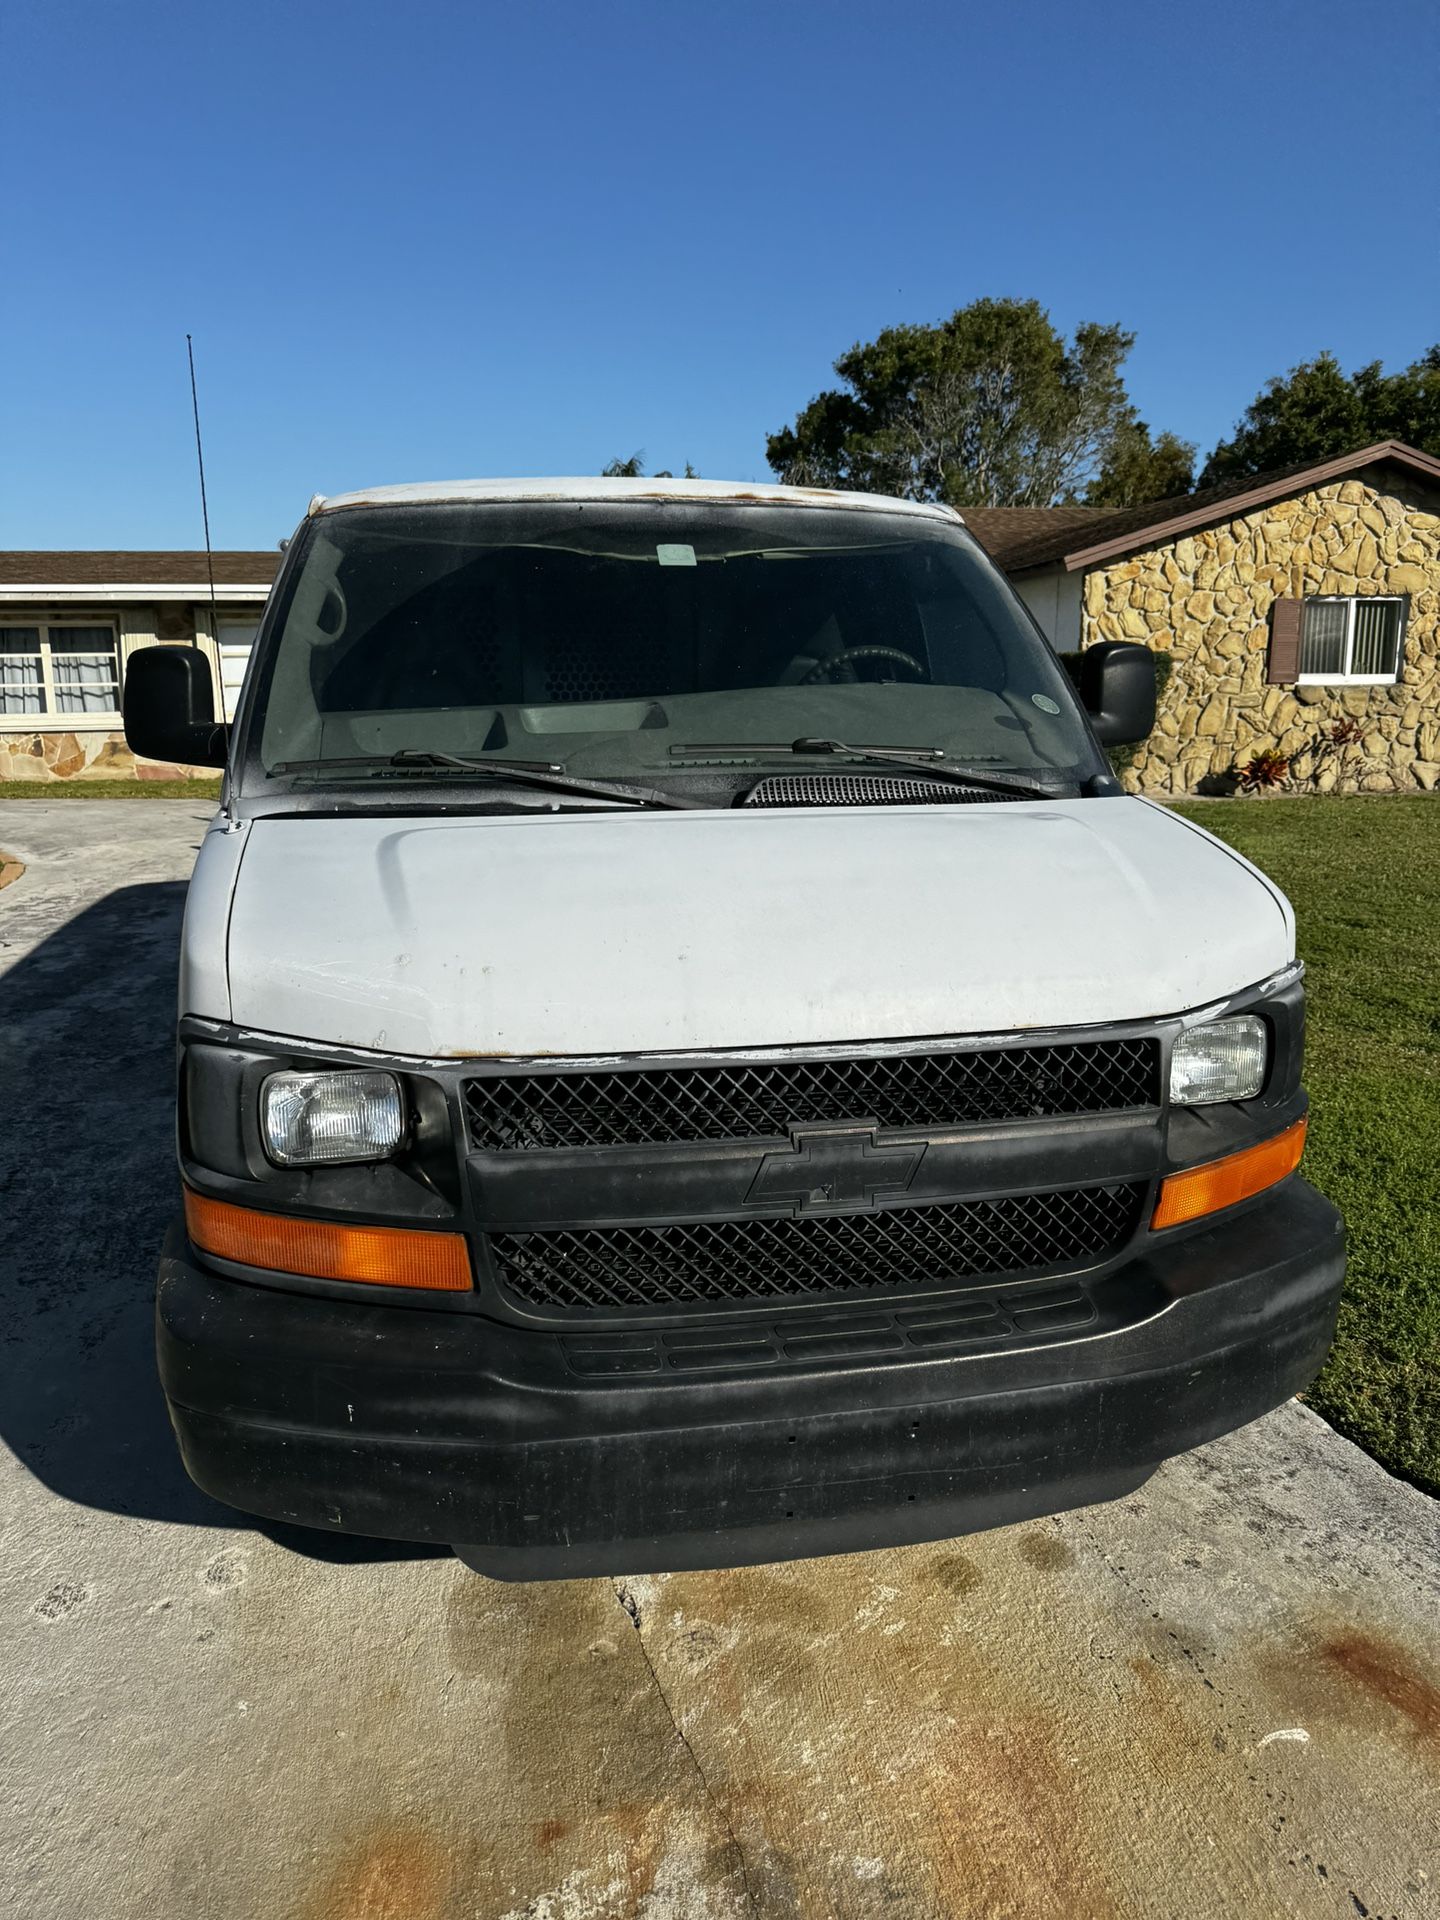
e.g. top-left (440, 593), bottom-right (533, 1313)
top-left (1236, 748), bottom-right (1290, 792)
top-left (1307, 716), bottom-right (1369, 790)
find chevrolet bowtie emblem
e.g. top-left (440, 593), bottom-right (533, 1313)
top-left (747, 1125), bottom-right (925, 1214)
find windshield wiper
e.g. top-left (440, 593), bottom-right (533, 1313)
top-left (670, 738), bottom-right (1054, 799)
top-left (269, 750), bottom-right (694, 810)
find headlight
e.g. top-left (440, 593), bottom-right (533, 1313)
top-left (1169, 1015), bottom-right (1267, 1106)
top-left (261, 1070), bottom-right (405, 1166)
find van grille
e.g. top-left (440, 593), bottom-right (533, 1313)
top-left (490, 1181), bottom-right (1144, 1311)
top-left (464, 1037), bottom-right (1159, 1152)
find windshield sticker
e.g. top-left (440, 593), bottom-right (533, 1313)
top-left (656, 543), bottom-right (697, 567)
top-left (1031, 693), bottom-right (1061, 714)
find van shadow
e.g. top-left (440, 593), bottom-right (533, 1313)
top-left (0, 879), bottom-right (443, 1563)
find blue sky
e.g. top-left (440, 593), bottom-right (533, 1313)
top-left (5, 0), bottom-right (1437, 548)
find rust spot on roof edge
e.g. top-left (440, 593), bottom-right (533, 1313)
top-left (308, 477), bottom-right (960, 521)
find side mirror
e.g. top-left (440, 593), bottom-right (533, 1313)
top-left (1078, 641), bottom-right (1156, 746)
top-left (123, 647), bottom-right (229, 768)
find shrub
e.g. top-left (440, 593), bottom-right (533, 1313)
top-left (1307, 717), bottom-right (1370, 790)
top-left (1237, 748), bottom-right (1290, 792)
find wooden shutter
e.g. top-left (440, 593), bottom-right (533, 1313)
top-left (1266, 598), bottom-right (1303, 684)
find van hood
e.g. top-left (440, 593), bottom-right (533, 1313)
top-left (220, 798), bottom-right (1293, 1057)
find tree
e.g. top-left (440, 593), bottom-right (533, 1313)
top-left (1198, 347), bottom-right (1440, 487)
top-left (1085, 419), bottom-right (1195, 507)
top-left (601, 455), bottom-right (699, 478)
top-left (765, 298), bottom-right (1170, 508)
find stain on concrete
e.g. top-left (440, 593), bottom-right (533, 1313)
top-left (636, 1552), bottom-right (1127, 1920)
top-left (301, 1825), bottom-right (450, 1920)
top-left (446, 1572), bottom-right (749, 1912)
top-left (1255, 1615), bottom-right (1440, 1771)
top-left (1017, 1531), bottom-right (1076, 1573)
top-left (1320, 1629), bottom-right (1440, 1745)
top-left (32, 1580), bottom-right (92, 1622)
top-left (928, 1551), bottom-right (984, 1597)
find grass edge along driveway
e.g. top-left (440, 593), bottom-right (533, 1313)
top-left (0, 778), bottom-right (222, 798)
top-left (1174, 795), bottom-right (1439, 1497)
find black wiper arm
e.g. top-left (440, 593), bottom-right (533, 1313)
top-left (671, 738), bottom-right (1053, 799)
top-left (269, 750), bottom-right (694, 811)
top-left (273, 750), bottom-right (568, 774)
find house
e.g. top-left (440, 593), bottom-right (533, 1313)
top-left (0, 549), bottom-right (278, 780)
top-left (4, 441), bottom-right (1438, 790)
top-left (965, 440), bottom-right (1440, 792)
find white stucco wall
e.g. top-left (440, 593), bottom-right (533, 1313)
top-left (1013, 565), bottom-right (1082, 651)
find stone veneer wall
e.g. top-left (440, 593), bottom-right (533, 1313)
top-left (1081, 474), bottom-right (1440, 793)
top-left (0, 729), bottom-right (209, 781)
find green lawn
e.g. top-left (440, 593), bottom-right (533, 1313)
top-left (1173, 796), bottom-right (1440, 1495)
top-left (0, 778), bottom-right (223, 798)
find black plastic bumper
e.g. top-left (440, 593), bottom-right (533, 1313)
top-left (157, 1177), bottom-right (1343, 1579)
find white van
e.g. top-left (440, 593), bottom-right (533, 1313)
top-left (125, 477), bottom-right (1344, 1578)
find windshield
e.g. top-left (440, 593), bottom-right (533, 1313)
top-left (245, 500), bottom-right (1098, 795)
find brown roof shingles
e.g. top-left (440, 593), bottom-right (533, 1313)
top-left (958, 505), bottom-right (1112, 567)
top-left (982, 439), bottom-right (1440, 576)
top-left (988, 474), bottom-right (1285, 573)
top-left (0, 551), bottom-right (280, 586)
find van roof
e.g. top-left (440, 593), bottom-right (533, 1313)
top-left (310, 475), bottom-right (964, 525)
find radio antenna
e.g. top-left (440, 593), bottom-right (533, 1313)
top-left (186, 333), bottom-right (219, 627)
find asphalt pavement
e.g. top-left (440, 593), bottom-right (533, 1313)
top-left (1, 799), bottom-right (1436, 1920)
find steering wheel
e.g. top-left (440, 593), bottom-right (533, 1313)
top-left (800, 645), bottom-right (926, 685)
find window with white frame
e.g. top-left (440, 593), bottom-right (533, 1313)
top-left (0, 623), bottom-right (121, 718)
top-left (1298, 596), bottom-right (1406, 685)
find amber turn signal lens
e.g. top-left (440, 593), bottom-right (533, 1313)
top-left (1151, 1117), bottom-right (1307, 1231)
top-left (183, 1189), bottom-right (472, 1291)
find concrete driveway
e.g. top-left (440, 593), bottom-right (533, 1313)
top-left (1, 798), bottom-right (1437, 1920)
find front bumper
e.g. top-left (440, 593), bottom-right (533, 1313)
top-left (157, 1177), bottom-right (1343, 1579)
